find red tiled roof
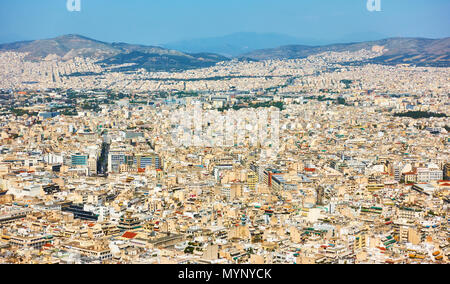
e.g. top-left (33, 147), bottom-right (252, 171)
top-left (122, 232), bottom-right (138, 239)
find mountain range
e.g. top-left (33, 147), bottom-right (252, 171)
top-left (162, 32), bottom-right (388, 57)
top-left (241, 37), bottom-right (450, 67)
top-left (0, 34), bottom-right (449, 71)
top-left (0, 34), bottom-right (229, 72)
top-left (163, 32), bottom-right (308, 57)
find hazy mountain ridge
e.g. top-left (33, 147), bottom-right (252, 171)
top-left (1, 34), bottom-right (449, 71)
top-left (162, 32), bottom-right (389, 57)
top-left (163, 32), bottom-right (305, 57)
top-left (0, 34), bottom-right (230, 71)
top-left (242, 37), bottom-right (450, 67)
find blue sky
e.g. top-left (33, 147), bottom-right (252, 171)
top-left (0, 0), bottom-right (449, 45)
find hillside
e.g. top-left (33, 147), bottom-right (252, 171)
top-left (241, 37), bottom-right (450, 67)
top-left (0, 34), bottom-right (230, 71)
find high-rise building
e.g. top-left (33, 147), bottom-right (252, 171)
top-left (247, 171), bottom-right (257, 190)
top-left (71, 154), bottom-right (88, 166)
top-left (108, 150), bottom-right (126, 173)
top-left (134, 153), bottom-right (161, 170)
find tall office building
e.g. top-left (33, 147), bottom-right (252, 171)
top-left (71, 154), bottom-right (88, 166)
top-left (134, 153), bottom-right (161, 170)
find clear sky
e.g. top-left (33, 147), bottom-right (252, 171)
top-left (0, 0), bottom-right (449, 45)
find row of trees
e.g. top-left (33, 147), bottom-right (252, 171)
top-left (393, 111), bottom-right (448, 119)
top-left (217, 101), bottom-right (284, 112)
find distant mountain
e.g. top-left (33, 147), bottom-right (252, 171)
top-left (328, 32), bottom-right (388, 45)
top-left (241, 37), bottom-right (450, 67)
top-left (0, 34), bottom-right (230, 72)
top-left (0, 34), bottom-right (120, 60)
top-left (1, 35), bottom-right (449, 70)
top-left (162, 32), bottom-right (391, 57)
top-left (162, 32), bottom-right (318, 57)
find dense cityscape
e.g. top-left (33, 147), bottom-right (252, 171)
top-left (0, 0), bottom-right (449, 269)
top-left (0, 40), bottom-right (449, 264)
